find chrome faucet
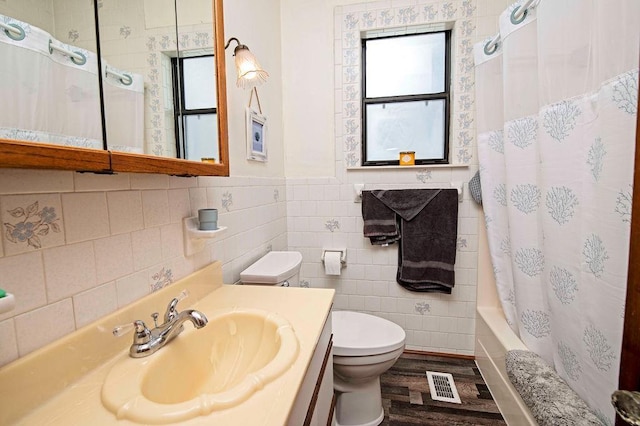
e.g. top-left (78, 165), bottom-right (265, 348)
top-left (114, 293), bottom-right (208, 358)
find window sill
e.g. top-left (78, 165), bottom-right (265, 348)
top-left (346, 163), bottom-right (469, 170)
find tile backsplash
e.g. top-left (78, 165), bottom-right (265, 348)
top-left (0, 169), bottom-right (287, 367)
top-left (286, 173), bottom-right (481, 356)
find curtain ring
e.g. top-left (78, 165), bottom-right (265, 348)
top-left (70, 51), bottom-right (87, 66)
top-left (3, 23), bottom-right (25, 41)
top-left (510, 5), bottom-right (528, 25)
top-left (119, 74), bottom-right (133, 86)
top-left (484, 39), bottom-right (499, 56)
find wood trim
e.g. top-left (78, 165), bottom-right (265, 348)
top-left (327, 392), bottom-right (337, 426)
top-left (109, 151), bottom-right (227, 176)
top-left (213, 0), bottom-right (230, 174)
top-left (0, 139), bottom-right (111, 173)
top-left (616, 80), bottom-right (640, 426)
top-left (403, 349), bottom-right (475, 361)
top-left (304, 338), bottom-right (333, 426)
top-left (0, 141), bottom-right (230, 177)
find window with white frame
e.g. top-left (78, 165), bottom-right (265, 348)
top-left (361, 30), bottom-right (451, 166)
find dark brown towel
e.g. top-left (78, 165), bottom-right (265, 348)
top-left (362, 189), bottom-right (459, 293)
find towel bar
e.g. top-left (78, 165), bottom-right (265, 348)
top-left (354, 183), bottom-right (464, 203)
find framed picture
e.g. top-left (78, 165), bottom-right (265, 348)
top-left (246, 107), bottom-right (267, 162)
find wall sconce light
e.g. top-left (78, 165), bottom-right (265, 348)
top-left (224, 37), bottom-right (269, 89)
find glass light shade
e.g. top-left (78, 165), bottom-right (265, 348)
top-left (234, 45), bottom-right (268, 89)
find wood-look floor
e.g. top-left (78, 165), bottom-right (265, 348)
top-left (379, 352), bottom-right (506, 425)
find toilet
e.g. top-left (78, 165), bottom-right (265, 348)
top-left (240, 251), bottom-right (302, 286)
top-left (332, 311), bottom-right (405, 426)
top-left (240, 251), bottom-right (406, 426)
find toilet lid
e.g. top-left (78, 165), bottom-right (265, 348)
top-left (332, 311), bottom-right (406, 357)
top-left (240, 251), bottom-right (302, 284)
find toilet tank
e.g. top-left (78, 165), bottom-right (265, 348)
top-left (240, 251), bottom-right (303, 287)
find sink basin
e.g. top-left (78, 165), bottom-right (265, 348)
top-left (101, 308), bottom-right (299, 424)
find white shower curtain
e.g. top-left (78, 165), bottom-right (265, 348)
top-left (474, 0), bottom-right (639, 423)
top-left (103, 64), bottom-right (145, 154)
top-left (0, 14), bottom-right (102, 148)
top-left (0, 14), bottom-right (144, 153)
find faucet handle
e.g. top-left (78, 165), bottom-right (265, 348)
top-left (175, 289), bottom-right (189, 302)
top-left (113, 320), bottom-right (152, 345)
top-left (164, 289), bottom-right (190, 323)
top-left (113, 320), bottom-right (149, 335)
top-left (112, 322), bottom-right (135, 337)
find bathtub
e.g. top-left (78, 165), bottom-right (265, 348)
top-left (475, 307), bottom-right (537, 425)
top-left (474, 219), bottom-right (537, 425)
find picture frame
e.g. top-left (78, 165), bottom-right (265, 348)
top-left (246, 107), bottom-right (267, 162)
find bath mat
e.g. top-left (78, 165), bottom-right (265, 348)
top-left (426, 371), bottom-right (461, 404)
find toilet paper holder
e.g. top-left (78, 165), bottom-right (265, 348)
top-left (321, 249), bottom-right (347, 265)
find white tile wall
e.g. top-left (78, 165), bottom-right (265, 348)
top-left (281, 0), bottom-right (507, 356)
top-left (141, 190), bottom-right (171, 227)
top-left (43, 241), bottom-right (97, 302)
top-left (115, 270), bottom-right (150, 308)
top-left (131, 227), bottom-right (163, 271)
top-left (0, 170), bottom-right (288, 366)
top-left (0, 168), bottom-right (74, 196)
top-left (0, 0), bottom-right (509, 366)
top-left (14, 299), bottom-right (76, 356)
top-left (107, 191), bottom-right (144, 234)
top-left (0, 252), bottom-right (46, 321)
top-left (72, 282), bottom-right (118, 328)
top-left (62, 192), bottom-right (110, 243)
top-left (0, 319), bottom-right (19, 366)
top-left (94, 234), bottom-right (134, 284)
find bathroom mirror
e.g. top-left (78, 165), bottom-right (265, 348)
top-left (0, 0), bottom-right (228, 176)
top-left (0, 0), bottom-right (110, 170)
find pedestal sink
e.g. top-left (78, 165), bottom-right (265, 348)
top-left (101, 308), bottom-right (299, 424)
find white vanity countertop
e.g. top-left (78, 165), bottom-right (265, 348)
top-left (0, 262), bottom-right (334, 425)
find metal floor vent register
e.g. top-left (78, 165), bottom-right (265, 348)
top-left (426, 371), bottom-right (461, 404)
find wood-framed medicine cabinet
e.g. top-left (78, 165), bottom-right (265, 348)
top-left (0, 0), bottom-right (229, 177)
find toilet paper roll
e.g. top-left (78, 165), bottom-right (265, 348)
top-left (324, 251), bottom-right (342, 276)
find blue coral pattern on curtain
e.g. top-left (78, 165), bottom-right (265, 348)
top-left (473, 0), bottom-right (639, 423)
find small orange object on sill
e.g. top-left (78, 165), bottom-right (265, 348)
top-left (201, 158), bottom-right (216, 164)
top-left (399, 151), bottom-right (415, 166)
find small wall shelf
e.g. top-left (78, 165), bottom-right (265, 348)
top-left (0, 292), bottom-right (16, 314)
top-left (182, 217), bottom-right (227, 256)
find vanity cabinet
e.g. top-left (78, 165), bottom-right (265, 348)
top-left (0, 263), bottom-right (336, 425)
top-left (288, 313), bottom-right (335, 426)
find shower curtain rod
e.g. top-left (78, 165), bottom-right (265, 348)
top-left (48, 40), bottom-right (86, 65)
top-left (0, 21), bottom-right (23, 38)
top-left (484, 0), bottom-right (538, 55)
top-left (105, 66), bottom-right (133, 86)
top-left (2, 20), bottom-right (87, 65)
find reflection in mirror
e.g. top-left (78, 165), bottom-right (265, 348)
top-left (173, 55), bottom-right (219, 161)
top-left (98, 0), bottom-right (218, 161)
top-left (0, 0), bottom-right (102, 150)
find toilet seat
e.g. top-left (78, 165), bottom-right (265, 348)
top-left (332, 311), bottom-right (405, 357)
